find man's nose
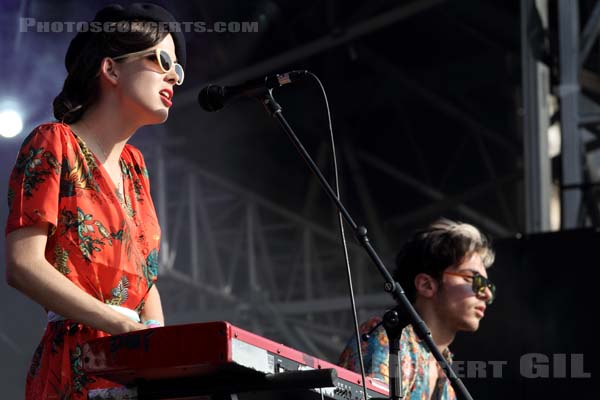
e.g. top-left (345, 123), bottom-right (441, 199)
top-left (478, 286), bottom-right (493, 303)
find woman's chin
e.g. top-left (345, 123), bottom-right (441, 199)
top-left (144, 108), bottom-right (169, 125)
top-left (156, 110), bottom-right (169, 124)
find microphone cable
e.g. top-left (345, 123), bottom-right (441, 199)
top-left (303, 71), bottom-right (370, 400)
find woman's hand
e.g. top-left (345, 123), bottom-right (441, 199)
top-left (112, 318), bottom-right (147, 334)
top-left (6, 223), bottom-right (147, 335)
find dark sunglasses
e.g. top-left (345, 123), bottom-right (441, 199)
top-left (113, 48), bottom-right (184, 85)
top-left (444, 271), bottom-right (496, 305)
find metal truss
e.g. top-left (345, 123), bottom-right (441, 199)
top-left (354, 45), bottom-right (518, 238)
top-left (128, 0), bottom-right (533, 363)
top-left (173, 0), bottom-right (447, 110)
top-left (138, 123), bottom-right (519, 361)
top-left (136, 138), bottom-right (394, 362)
top-left (138, 0), bottom-right (526, 363)
top-left (555, 0), bottom-right (600, 228)
top-left (174, 0), bottom-right (520, 240)
top-left (521, 0), bottom-right (552, 233)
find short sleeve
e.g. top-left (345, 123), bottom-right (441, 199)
top-left (338, 318), bottom-right (390, 382)
top-left (5, 124), bottom-right (64, 236)
top-left (338, 319), bottom-right (419, 393)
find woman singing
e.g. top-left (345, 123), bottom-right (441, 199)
top-left (4, 3), bottom-right (186, 398)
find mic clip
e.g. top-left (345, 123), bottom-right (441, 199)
top-left (361, 320), bottom-right (384, 342)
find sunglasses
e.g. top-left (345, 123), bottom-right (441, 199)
top-left (113, 48), bottom-right (184, 85)
top-left (443, 271), bottom-right (496, 305)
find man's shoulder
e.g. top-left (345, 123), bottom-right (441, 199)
top-left (361, 316), bottom-right (382, 329)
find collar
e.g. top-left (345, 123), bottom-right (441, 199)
top-left (405, 324), bottom-right (454, 363)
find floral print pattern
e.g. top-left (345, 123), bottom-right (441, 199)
top-left (6, 123), bottom-right (161, 399)
top-left (338, 317), bottom-right (456, 400)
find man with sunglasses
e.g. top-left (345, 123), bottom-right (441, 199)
top-left (338, 218), bottom-right (496, 400)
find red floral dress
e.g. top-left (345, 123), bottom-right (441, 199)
top-left (5, 122), bottom-right (161, 399)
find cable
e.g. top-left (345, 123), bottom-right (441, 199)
top-left (305, 72), bottom-right (370, 400)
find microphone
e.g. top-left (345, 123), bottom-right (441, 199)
top-left (198, 70), bottom-right (309, 112)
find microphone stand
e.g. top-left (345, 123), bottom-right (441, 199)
top-left (258, 89), bottom-right (474, 400)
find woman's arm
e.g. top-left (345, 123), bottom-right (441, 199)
top-left (5, 223), bottom-right (146, 335)
top-left (140, 285), bottom-right (164, 326)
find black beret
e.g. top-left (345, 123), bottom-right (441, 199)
top-left (65, 2), bottom-right (186, 72)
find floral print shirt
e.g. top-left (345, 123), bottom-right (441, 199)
top-left (338, 317), bottom-right (456, 400)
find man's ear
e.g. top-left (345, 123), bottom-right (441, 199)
top-left (414, 273), bottom-right (439, 299)
top-left (99, 57), bottom-right (119, 85)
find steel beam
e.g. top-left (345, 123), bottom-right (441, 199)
top-left (580, 0), bottom-right (600, 65)
top-left (195, 182), bottom-right (226, 287)
top-left (521, 0), bottom-right (552, 233)
top-left (389, 173), bottom-right (521, 229)
top-left (359, 46), bottom-right (521, 155)
top-left (558, 0), bottom-right (584, 228)
top-left (357, 150), bottom-right (512, 237)
top-left (173, 0), bottom-right (446, 110)
top-left (342, 142), bottom-right (391, 256)
top-left (166, 293), bottom-right (392, 320)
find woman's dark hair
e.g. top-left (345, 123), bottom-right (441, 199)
top-left (53, 22), bottom-right (168, 124)
top-left (393, 218), bottom-right (495, 303)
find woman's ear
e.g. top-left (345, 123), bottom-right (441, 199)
top-left (414, 273), bottom-right (439, 299)
top-left (99, 57), bottom-right (119, 85)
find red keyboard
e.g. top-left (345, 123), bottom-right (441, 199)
top-left (83, 321), bottom-right (389, 400)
